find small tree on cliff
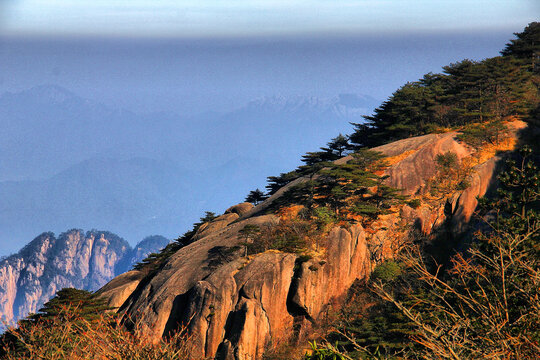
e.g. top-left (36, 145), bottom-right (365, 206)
top-left (238, 224), bottom-right (261, 256)
top-left (321, 134), bottom-right (353, 158)
top-left (245, 188), bottom-right (268, 205)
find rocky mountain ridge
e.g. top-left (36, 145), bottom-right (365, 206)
top-left (0, 230), bottom-right (168, 326)
top-left (97, 120), bottom-right (528, 360)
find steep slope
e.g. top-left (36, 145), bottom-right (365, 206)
top-left (0, 231), bottom-right (168, 326)
top-left (98, 120), bottom-right (527, 360)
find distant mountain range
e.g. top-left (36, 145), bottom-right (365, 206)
top-left (0, 230), bottom-right (168, 326)
top-left (235, 94), bottom-right (375, 117)
top-left (0, 85), bottom-right (378, 254)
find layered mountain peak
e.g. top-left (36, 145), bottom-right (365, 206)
top-left (0, 85), bottom-right (87, 110)
top-left (0, 230), bottom-right (168, 326)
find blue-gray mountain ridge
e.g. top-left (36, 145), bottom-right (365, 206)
top-left (0, 85), bottom-right (378, 255)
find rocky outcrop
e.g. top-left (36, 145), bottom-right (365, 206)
top-left (0, 230), bottom-right (169, 325)
top-left (225, 202), bottom-right (254, 216)
top-left (450, 156), bottom-right (501, 232)
top-left (289, 225), bottom-right (369, 321)
top-left (103, 215), bottom-right (369, 360)
top-left (95, 270), bottom-right (146, 308)
top-left (98, 122), bottom-right (526, 359)
top-left (374, 131), bottom-right (471, 195)
top-left (193, 213), bottom-right (241, 241)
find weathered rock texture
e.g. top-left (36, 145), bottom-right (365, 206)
top-left (96, 270), bottom-right (146, 309)
top-left (108, 216), bottom-right (368, 360)
top-left (0, 230), bottom-right (168, 325)
top-left (99, 122), bottom-right (526, 360)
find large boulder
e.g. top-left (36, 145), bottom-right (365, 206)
top-left (225, 202), bottom-right (254, 216)
top-left (376, 132), bottom-right (471, 195)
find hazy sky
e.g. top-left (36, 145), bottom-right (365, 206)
top-left (1, 1), bottom-right (538, 38)
top-left (0, 2), bottom-right (538, 254)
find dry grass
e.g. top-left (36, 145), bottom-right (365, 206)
top-left (384, 149), bottom-right (417, 167)
top-left (471, 136), bottom-right (517, 165)
top-left (1, 306), bottom-right (195, 360)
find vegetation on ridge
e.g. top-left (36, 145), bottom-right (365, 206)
top-left (259, 22), bottom-right (538, 205)
top-left (132, 211), bottom-right (217, 273)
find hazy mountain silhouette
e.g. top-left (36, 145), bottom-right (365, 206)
top-left (0, 85), bottom-right (377, 254)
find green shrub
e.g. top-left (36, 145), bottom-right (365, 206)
top-left (304, 341), bottom-right (350, 360)
top-left (435, 152), bottom-right (458, 169)
top-left (370, 261), bottom-right (402, 283)
top-left (407, 199), bottom-right (421, 209)
top-left (313, 207), bottom-right (337, 228)
top-left (239, 219), bottom-right (322, 256)
top-left (430, 151), bottom-right (471, 196)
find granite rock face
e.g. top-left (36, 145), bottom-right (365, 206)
top-left (106, 216), bottom-right (368, 360)
top-left (0, 231), bottom-right (168, 325)
top-left (98, 122), bottom-right (526, 359)
top-left (374, 131), bottom-right (471, 195)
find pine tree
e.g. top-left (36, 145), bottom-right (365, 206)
top-left (442, 59), bottom-right (495, 123)
top-left (350, 74), bottom-right (446, 148)
top-left (349, 23), bottom-right (538, 150)
top-left (1, 288), bottom-right (112, 357)
top-left (266, 170), bottom-right (300, 195)
top-left (245, 188), bottom-right (269, 205)
top-left (24, 288), bottom-right (110, 324)
top-left (320, 134), bottom-right (353, 158)
top-left (133, 211), bottom-right (217, 272)
top-left (501, 22), bottom-right (540, 72)
top-left (315, 153), bottom-right (381, 214)
top-left (278, 150), bottom-right (403, 220)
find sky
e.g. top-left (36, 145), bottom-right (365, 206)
top-left (1, 1), bottom-right (538, 38)
top-left (0, 1), bottom-right (537, 114)
top-left (0, 2), bottom-right (538, 254)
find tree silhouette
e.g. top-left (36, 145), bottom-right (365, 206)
top-left (245, 188), bottom-right (268, 205)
